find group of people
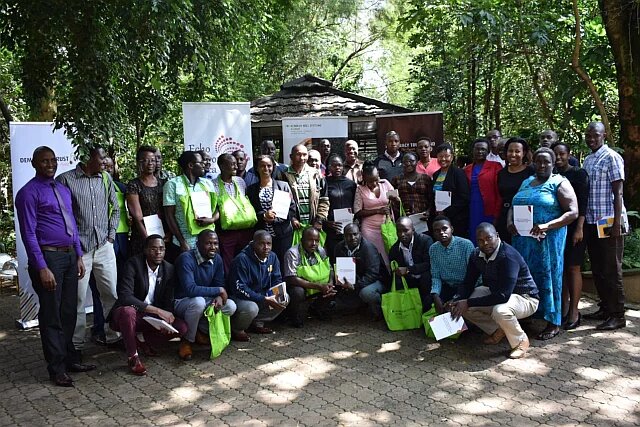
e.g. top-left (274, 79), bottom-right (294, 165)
top-left (15, 120), bottom-right (627, 387)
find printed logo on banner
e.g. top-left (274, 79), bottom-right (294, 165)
top-left (214, 135), bottom-right (250, 163)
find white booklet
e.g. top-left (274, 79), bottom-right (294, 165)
top-left (513, 205), bottom-right (534, 237)
top-left (272, 189), bottom-right (291, 219)
top-left (335, 257), bottom-right (356, 285)
top-left (428, 313), bottom-right (467, 341)
top-left (143, 214), bottom-right (165, 237)
top-left (143, 316), bottom-right (179, 334)
top-left (190, 191), bottom-right (213, 218)
top-left (333, 208), bottom-right (354, 233)
top-left (409, 213), bottom-right (429, 234)
top-left (435, 190), bottom-right (452, 211)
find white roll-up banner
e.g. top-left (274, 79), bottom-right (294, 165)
top-left (182, 102), bottom-right (253, 175)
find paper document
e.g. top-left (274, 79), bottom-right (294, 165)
top-left (597, 210), bottom-right (629, 238)
top-left (143, 214), bottom-right (165, 237)
top-left (333, 208), bottom-right (354, 233)
top-left (408, 213), bottom-right (429, 234)
top-left (435, 190), bottom-right (452, 211)
top-left (335, 257), bottom-right (356, 285)
top-left (513, 205), bottom-right (534, 237)
top-left (386, 189), bottom-right (399, 199)
top-left (428, 313), bottom-right (468, 341)
top-left (190, 191), bottom-right (213, 218)
top-left (143, 316), bottom-right (179, 334)
top-left (272, 189), bottom-right (291, 219)
top-left (267, 282), bottom-right (289, 306)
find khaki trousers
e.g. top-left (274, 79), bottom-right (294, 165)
top-left (463, 286), bottom-right (539, 348)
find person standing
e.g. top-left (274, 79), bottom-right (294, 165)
top-left (485, 129), bottom-right (505, 166)
top-left (15, 146), bottom-right (91, 387)
top-left (373, 130), bottom-right (404, 182)
top-left (415, 138), bottom-right (440, 177)
top-left (430, 144), bottom-right (470, 237)
top-left (582, 122), bottom-right (627, 330)
top-left (324, 155), bottom-right (357, 259)
top-left (56, 146), bottom-right (121, 353)
top-left (464, 139), bottom-right (503, 245)
top-left (342, 140), bottom-right (364, 185)
top-left (233, 149), bottom-right (249, 180)
top-left (244, 140), bottom-right (287, 187)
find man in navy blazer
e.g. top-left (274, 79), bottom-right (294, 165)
top-left (109, 235), bottom-right (187, 376)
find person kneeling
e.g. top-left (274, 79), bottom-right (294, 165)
top-left (284, 227), bottom-right (336, 327)
top-left (108, 235), bottom-right (188, 376)
top-left (174, 230), bottom-right (237, 361)
top-left (334, 223), bottom-right (388, 319)
top-left (228, 231), bottom-right (287, 341)
top-left (449, 223), bottom-right (539, 359)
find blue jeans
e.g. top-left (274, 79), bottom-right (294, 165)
top-left (359, 281), bottom-right (385, 317)
top-left (174, 297), bottom-right (237, 342)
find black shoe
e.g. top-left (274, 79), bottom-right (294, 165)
top-left (595, 317), bottom-right (626, 331)
top-left (584, 308), bottom-right (609, 321)
top-left (50, 372), bottom-right (74, 387)
top-left (563, 313), bottom-right (581, 330)
top-left (67, 362), bottom-right (97, 373)
top-left (91, 334), bottom-right (107, 346)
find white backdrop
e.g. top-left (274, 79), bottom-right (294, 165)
top-left (281, 116), bottom-right (349, 159)
top-left (182, 102), bottom-right (253, 175)
top-left (10, 122), bottom-right (78, 328)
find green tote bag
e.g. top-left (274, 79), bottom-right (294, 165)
top-left (381, 261), bottom-right (423, 331)
top-left (217, 177), bottom-right (257, 230)
top-left (381, 202), bottom-right (405, 253)
top-left (204, 305), bottom-right (231, 359)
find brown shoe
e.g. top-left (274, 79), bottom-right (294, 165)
top-left (483, 328), bottom-right (506, 345)
top-left (509, 338), bottom-right (530, 359)
top-left (248, 325), bottom-right (274, 334)
top-left (195, 330), bottom-right (210, 346)
top-left (178, 340), bottom-right (193, 361)
top-left (231, 331), bottom-right (250, 342)
top-left (128, 355), bottom-right (147, 376)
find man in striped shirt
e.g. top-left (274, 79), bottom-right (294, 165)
top-left (56, 146), bottom-right (121, 354)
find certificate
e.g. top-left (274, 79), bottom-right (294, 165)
top-left (513, 205), bottom-right (534, 237)
top-left (190, 191), bottom-right (213, 218)
top-left (435, 190), bottom-right (452, 211)
top-left (333, 208), bottom-right (354, 233)
top-left (409, 213), bottom-right (429, 234)
top-left (335, 257), bottom-right (356, 285)
top-left (272, 189), bottom-right (291, 219)
top-left (143, 214), bottom-right (165, 237)
top-left (428, 313), bottom-right (467, 341)
top-left (143, 316), bottom-right (179, 334)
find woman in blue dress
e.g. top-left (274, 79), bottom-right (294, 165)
top-left (509, 148), bottom-right (578, 340)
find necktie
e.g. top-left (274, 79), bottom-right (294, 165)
top-left (51, 182), bottom-right (74, 236)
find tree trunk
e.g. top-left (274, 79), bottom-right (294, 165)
top-left (600, 0), bottom-right (640, 210)
top-left (494, 36), bottom-right (502, 130)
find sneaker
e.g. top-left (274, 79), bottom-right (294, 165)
top-left (128, 355), bottom-right (147, 376)
top-left (509, 338), bottom-right (530, 359)
top-left (178, 340), bottom-right (193, 361)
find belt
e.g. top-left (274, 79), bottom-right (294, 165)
top-left (41, 245), bottom-right (74, 252)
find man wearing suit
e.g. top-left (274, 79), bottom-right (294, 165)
top-left (388, 217), bottom-right (434, 311)
top-left (109, 235), bottom-right (188, 376)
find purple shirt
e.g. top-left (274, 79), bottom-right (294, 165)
top-left (15, 176), bottom-right (83, 270)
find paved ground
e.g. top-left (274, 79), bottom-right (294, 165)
top-left (0, 292), bottom-right (638, 426)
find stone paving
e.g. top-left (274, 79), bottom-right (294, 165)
top-left (0, 292), bottom-right (639, 426)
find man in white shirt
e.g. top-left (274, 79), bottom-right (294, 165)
top-left (108, 235), bottom-right (188, 376)
top-left (485, 129), bottom-right (505, 166)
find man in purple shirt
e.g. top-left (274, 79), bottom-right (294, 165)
top-left (15, 146), bottom-right (93, 387)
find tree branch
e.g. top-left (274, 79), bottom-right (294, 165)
top-left (571, 0), bottom-right (613, 144)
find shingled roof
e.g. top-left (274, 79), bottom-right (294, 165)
top-left (251, 74), bottom-right (412, 123)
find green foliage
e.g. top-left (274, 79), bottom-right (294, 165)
top-left (398, 0), bottom-right (618, 155)
top-left (623, 229), bottom-right (640, 269)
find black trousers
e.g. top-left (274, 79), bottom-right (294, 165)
top-left (584, 223), bottom-right (625, 317)
top-left (28, 250), bottom-right (80, 376)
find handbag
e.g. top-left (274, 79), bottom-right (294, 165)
top-left (291, 224), bottom-right (327, 247)
top-left (204, 305), bottom-right (231, 359)
top-left (381, 202), bottom-right (405, 253)
top-left (381, 260), bottom-right (423, 331)
top-left (217, 177), bottom-right (258, 230)
top-left (295, 247), bottom-right (331, 297)
top-left (422, 304), bottom-right (462, 340)
top-left (179, 176), bottom-right (217, 235)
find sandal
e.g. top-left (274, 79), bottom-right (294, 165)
top-left (535, 328), bottom-right (560, 341)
